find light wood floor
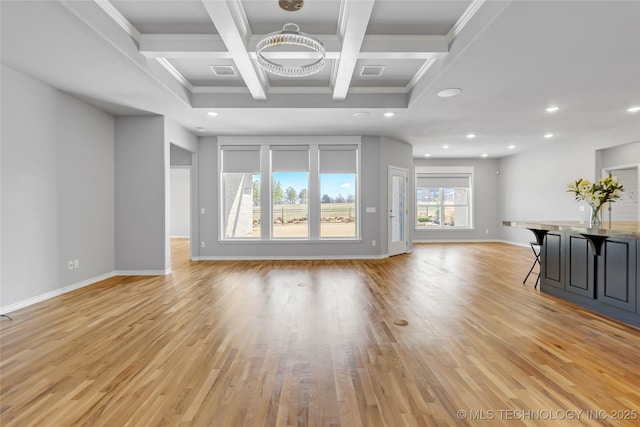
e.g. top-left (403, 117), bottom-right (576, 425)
top-left (1, 240), bottom-right (639, 426)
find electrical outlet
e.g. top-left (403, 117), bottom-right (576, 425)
top-left (201, 241), bottom-right (206, 248)
top-left (579, 205), bottom-right (585, 212)
top-left (372, 240), bottom-right (376, 247)
top-left (68, 260), bottom-right (74, 270)
top-left (485, 229), bottom-right (489, 234)
top-left (201, 208), bottom-right (205, 214)
top-left (74, 259), bottom-right (79, 268)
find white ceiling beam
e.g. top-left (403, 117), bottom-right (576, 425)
top-left (140, 34), bottom-right (231, 59)
top-left (200, 0), bottom-right (267, 100)
top-left (140, 34), bottom-right (447, 60)
top-left (192, 92), bottom-right (408, 109)
top-left (332, 0), bottom-right (376, 101)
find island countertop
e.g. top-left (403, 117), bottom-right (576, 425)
top-left (502, 220), bottom-right (640, 239)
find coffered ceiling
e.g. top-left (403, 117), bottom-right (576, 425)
top-left (2, 0), bottom-right (639, 158)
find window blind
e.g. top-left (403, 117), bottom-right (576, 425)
top-left (416, 174), bottom-right (470, 188)
top-left (318, 145), bottom-right (358, 173)
top-left (221, 145), bottom-right (261, 173)
top-left (270, 145), bottom-right (309, 172)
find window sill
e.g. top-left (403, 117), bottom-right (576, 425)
top-left (414, 227), bottom-right (475, 232)
top-left (218, 239), bottom-right (363, 244)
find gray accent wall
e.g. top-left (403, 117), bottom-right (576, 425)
top-left (196, 135), bottom-right (413, 258)
top-left (1, 65), bottom-right (115, 308)
top-left (114, 116), bottom-right (168, 272)
top-left (412, 158), bottom-right (500, 242)
top-left (378, 136), bottom-right (414, 251)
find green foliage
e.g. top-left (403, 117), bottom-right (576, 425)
top-left (285, 186), bottom-right (297, 204)
top-left (321, 194), bottom-right (331, 203)
top-left (273, 180), bottom-right (284, 204)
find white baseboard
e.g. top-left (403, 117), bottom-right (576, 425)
top-left (413, 239), bottom-right (501, 243)
top-left (0, 272), bottom-right (116, 315)
top-left (114, 269), bottom-right (171, 276)
top-left (194, 254), bottom-right (389, 261)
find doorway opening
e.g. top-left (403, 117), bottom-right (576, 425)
top-left (602, 165), bottom-right (639, 222)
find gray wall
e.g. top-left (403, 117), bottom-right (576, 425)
top-left (196, 136), bottom-right (413, 258)
top-left (115, 116), bottom-right (168, 273)
top-left (166, 125), bottom-right (197, 258)
top-left (170, 168), bottom-right (191, 237)
top-left (498, 124), bottom-right (640, 245)
top-left (599, 141), bottom-right (640, 169)
top-left (377, 136), bottom-right (414, 251)
top-left (170, 144), bottom-right (193, 166)
top-left (1, 65), bottom-right (115, 309)
top-left (412, 157), bottom-right (500, 242)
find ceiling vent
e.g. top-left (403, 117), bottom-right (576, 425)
top-left (210, 65), bottom-right (237, 77)
top-left (360, 65), bottom-right (385, 77)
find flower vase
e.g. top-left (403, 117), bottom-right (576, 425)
top-left (589, 205), bottom-right (602, 228)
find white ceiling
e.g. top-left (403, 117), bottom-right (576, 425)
top-left (1, 0), bottom-right (639, 158)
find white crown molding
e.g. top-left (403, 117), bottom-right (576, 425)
top-left (156, 58), bottom-right (194, 91)
top-left (447, 0), bottom-right (487, 43)
top-left (406, 57), bottom-right (438, 92)
top-left (93, 0), bottom-right (140, 42)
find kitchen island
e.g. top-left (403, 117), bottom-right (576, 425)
top-left (503, 221), bottom-right (640, 328)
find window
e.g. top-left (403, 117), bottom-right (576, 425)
top-left (416, 167), bottom-right (473, 229)
top-left (319, 145), bottom-right (358, 238)
top-left (220, 146), bottom-right (261, 238)
top-left (220, 142), bottom-right (359, 241)
top-left (271, 146), bottom-right (309, 238)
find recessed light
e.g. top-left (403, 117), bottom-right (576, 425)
top-left (481, 154), bottom-right (488, 158)
top-left (442, 145), bottom-right (449, 149)
top-left (207, 112), bottom-right (219, 117)
top-left (383, 112), bottom-right (395, 118)
top-left (627, 106), bottom-right (640, 113)
top-left (466, 133), bottom-right (476, 139)
top-left (196, 127), bottom-right (205, 132)
top-left (545, 106), bottom-right (560, 113)
top-left (508, 145), bottom-right (515, 149)
top-left (544, 133), bottom-right (554, 138)
top-left (424, 154), bottom-right (431, 157)
top-left (352, 112), bottom-right (370, 117)
top-left (437, 88), bottom-right (462, 98)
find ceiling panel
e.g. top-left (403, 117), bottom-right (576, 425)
top-left (266, 59), bottom-right (334, 87)
top-left (242, 0), bottom-right (340, 35)
top-left (367, 0), bottom-right (473, 35)
top-left (168, 58), bottom-right (246, 87)
top-left (351, 58), bottom-right (425, 88)
top-left (111, 0), bottom-right (217, 34)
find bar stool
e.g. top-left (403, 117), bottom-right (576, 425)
top-left (524, 242), bottom-right (541, 288)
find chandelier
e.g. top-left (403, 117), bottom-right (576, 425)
top-left (256, 23), bottom-right (326, 77)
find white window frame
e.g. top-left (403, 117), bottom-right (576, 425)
top-left (415, 166), bottom-right (474, 230)
top-left (218, 138), bottom-right (361, 241)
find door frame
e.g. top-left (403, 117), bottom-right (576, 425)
top-left (602, 163), bottom-right (639, 222)
top-left (388, 165), bottom-right (409, 256)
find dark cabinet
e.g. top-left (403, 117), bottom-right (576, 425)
top-left (565, 234), bottom-right (595, 298)
top-left (537, 231), bottom-right (639, 327)
top-left (542, 232), bottom-right (564, 289)
top-left (597, 237), bottom-right (637, 313)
